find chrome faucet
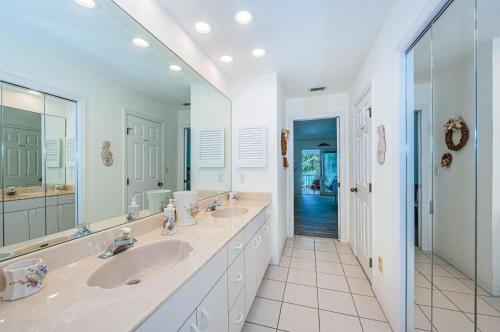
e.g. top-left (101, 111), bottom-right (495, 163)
top-left (99, 227), bottom-right (137, 259)
top-left (206, 199), bottom-right (221, 212)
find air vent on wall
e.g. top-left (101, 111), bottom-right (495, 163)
top-left (309, 86), bottom-right (326, 92)
top-left (198, 127), bottom-right (224, 168)
top-left (237, 124), bottom-right (266, 168)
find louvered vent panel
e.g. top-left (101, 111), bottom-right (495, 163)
top-left (46, 138), bottom-right (61, 168)
top-left (198, 127), bottom-right (224, 168)
top-left (237, 125), bottom-right (266, 167)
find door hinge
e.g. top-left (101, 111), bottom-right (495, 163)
top-left (369, 183), bottom-right (372, 193)
top-left (126, 178), bottom-right (130, 185)
top-left (368, 107), bottom-right (372, 118)
top-left (429, 200), bottom-right (434, 215)
top-left (369, 258), bottom-right (373, 268)
top-left (126, 127), bottom-right (133, 135)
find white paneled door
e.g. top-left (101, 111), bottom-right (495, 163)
top-left (126, 114), bottom-right (162, 212)
top-left (352, 89), bottom-right (373, 281)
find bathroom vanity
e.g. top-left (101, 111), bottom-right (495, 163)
top-left (0, 194), bottom-right (272, 331)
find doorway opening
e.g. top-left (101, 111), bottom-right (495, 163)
top-left (293, 118), bottom-right (339, 238)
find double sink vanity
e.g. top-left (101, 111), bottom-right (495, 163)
top-left (0, 194), bottom-right (272, 332)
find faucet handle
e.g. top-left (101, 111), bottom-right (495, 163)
top-left (119, 227), bottom-right (132, 239)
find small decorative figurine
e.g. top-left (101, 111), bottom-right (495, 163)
top-left (101, 141), bottom-right (113, 166)
top-left (281, 129), bottom-right (290, 169)
top-left (441, 153), bottom-right (452, 168)
top-left (377, 125), bottom-right (386, 165)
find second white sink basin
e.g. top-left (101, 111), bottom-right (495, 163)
top-left (211, 207), bottom-right (249, 219)
top-left (87, 239), bottom-right (193, 289)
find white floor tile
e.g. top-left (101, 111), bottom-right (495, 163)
top-left (246, 297), bottom-right (281, 328)
top-left (319, 310), bottom-right (362, 332)
top-left (257, 279), bottom-right (286, 301)
top-left (292, 248), bottom-right (316, 259)
top-left (432, 276), bottom-right (474, 294)
top-left (427, 307), bottom-right (474, 332)
top-left (318, 288), bottom-right (357, 315)
top-left (352, 295), bottom-right (387, 321)
top-left (414, 271), bottom-right (431, 288)
top-left (476, 313), bottom-right (500, 332)
top-left (279, 255), bottom-right (291, 267)
top-left (441, 265), bottom-right (470, 280)
top-left (443, 291), bottom-right (499, 315)
top-left (347, 277), bottom-right (374, 296)
top-left (282, 246), bottom-right (293, 257)
top-left (290, 257), bottom-right (316, 271)
top-left (336, 246), bottom-right (353, 254)
top-left (317, 272), bottom-right (350, 292)
top-left (287, 268), bottom-right (317, 287)
top-left (415, 263), bottom-right (453, 278)
top-left (294, 241), bottom-right (315, 250)
top-left (315, 251), bottom-right (341, 263)
top-left (265, 265), bottom-right (288, 282)
top-left (242, 322), bottom-right (276, 332)
top-left (414, 305), bottom-right (431, 331)
top-left (481, 295), bottom-right (500, 312)
top-left (286, 239), bottom-right (295, 248)
top-left (315, 243), bottom-right (337, 253)
top-left (414, 286), bottom-right (458, 310)
top-left (278, 302), bottom-right (319, 332)
top-left (343, 265), bottom-right (367, 279)
top-left (360, 318), bottom-right (392, 332)
top-left (316, 261), bottom-right (344, 275)
top-left (340, 254), bottom-right (360, 266)
top-left (283, 283), bottom-right (318, 308)
top-left (315, 237), bottom-right (335, 244)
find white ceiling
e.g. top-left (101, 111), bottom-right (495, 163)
top-left (162, 0), bottom-right (395, 97)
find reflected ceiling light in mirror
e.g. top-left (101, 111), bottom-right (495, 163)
top-left (252, 48), bottom-right (266, 58)
top-left (132, 38), bottom-right (150, 49)
top-left (169, 65), bottom-right (182, 72)
top-left (74, 0), bottom-right (96, 9)
top-left (235, 11), bottom-right (253, 24)
top-left (27, 90), bottom-right (42, 96)
top-left (220, 55), bottom-right (233, 63)
top-left (195, 22), bottom-right (212, 34)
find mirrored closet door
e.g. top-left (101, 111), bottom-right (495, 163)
top-left (406, 0), bottom-right (500, 331)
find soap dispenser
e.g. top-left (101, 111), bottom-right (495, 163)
top-left (162, 207), bottom-right (177, 236)
top-left (128, 196), bottom-right (139, 220)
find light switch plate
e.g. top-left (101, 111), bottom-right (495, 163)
top-left (378, 256), bottom-right (383, 273)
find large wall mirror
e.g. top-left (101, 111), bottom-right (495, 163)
top-left (0, 0), bottom-right (231, 261)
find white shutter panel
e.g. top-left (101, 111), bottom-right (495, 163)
top-left (198, 127), bottom-right (224, 168)
top-left (237, 125), bottom-right (266, 167)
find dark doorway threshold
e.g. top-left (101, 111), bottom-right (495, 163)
top-left (294, 194), bottom-right (338, 238)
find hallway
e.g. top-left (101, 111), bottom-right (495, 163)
top-left (243, 236), bottom-right (391, 332)
top-left (294, 195), bottom-right (338, 238)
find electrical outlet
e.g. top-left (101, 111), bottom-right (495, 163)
top-left (378, 256), bottom-right (383, 273)
top-left (240, 174), bottom-right (245, 183)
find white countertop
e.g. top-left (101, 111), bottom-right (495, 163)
top-left (0, 198), bottom-right (270, 331)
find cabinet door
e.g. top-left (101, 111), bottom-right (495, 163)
top-left (58, 203), bottom-right (75, 232)
top-left (178, 310), bottom-right (196, 332)
top-left (4, 210), bottom-right (29, 245)
top-left (28, 207), bottom-right (45, 239)
top-left (46, 206), bottom-right (59, 235)
top-left (196, 273), bottom-right (228, 332)
top-left (258, 223), bottom-right (271, 282)
top-left (244, 235), bottom-right (259, 315)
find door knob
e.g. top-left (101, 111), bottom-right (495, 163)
top-left (350, 187), bottom-right (358, 193)
top-left (158, 182), bottom-right (163, 187)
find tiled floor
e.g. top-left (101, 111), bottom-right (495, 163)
top-left (414, 247), bottom-right (500, 332)
top-left (243, 235), bottom-right (391, 332)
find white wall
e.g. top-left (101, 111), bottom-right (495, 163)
top-left (347, 0), bottom-right (445, 328)
top-left (285, 93), bottom-right (349, 241)
top-left (113, 0), bottom-right (229, 96)
top-left (230, 73), bottom-right (286, 264)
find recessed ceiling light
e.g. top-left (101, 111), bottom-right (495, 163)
top-left (235, 11), bottom-right (253, 24)
top-left (195, 22), bottom-right (212, 34)
top-left (220, 55), bottom-right (233, 63)
top-left (252, 48), bottom-right (266, 58)
top-left (132, 38), bottom-right (150, 49)
top-left (169, 65), bottom-right (182, 72)
top-left (74, 0), bottom-right (96, 9)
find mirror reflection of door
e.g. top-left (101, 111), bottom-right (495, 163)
top-left (320, 150), bottom-right (337, 198)
top-left (126, 114), bottom-right (162, 212)
top-left (183, 127), bottom-right (191, 190)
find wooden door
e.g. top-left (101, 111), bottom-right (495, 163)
top-left (353, 90), bottom-right (373, 280)
top-left (126, 115), bottom-right (162, 212)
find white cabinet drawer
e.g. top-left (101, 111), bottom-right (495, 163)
top-left (228, 289), bottom-right (245, 332)
top-left (227, 251), bottom-right (244, 310)
top-left (178, 310), bottom-right (196, 332)
top-left (4, 197), bottom-right (45, 213)
top-left (244, 210), bottom-right (265, 244)
top-left (57, 194), bottom-right (75, 205)
top-left (228, 230), bottom-right (245, 266)
top-left (196, 273), bottom-right (228, 332)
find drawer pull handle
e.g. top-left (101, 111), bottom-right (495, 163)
top-left (200, 309), bottom-right (209, 329)
top-left (254, 237), bottom-right (259, 248)
top-left (263, 225), bottom-right (270, 233)
top-left (233, 273), bottom-right (243, 282)
top-left (234, 313), bottom-right (244, 324)
top-left (233, 242), bottom-right (243, 250)
top-left (190, 323), bottom-right (200, 332)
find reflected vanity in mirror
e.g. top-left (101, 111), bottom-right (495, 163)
top-left (0, 0), bottom-right (231, 261)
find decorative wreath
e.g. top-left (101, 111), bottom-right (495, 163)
top-left (444, 117), bottom-right (469, 151)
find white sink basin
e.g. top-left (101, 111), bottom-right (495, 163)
top-left (211, 207), bottom-right (249, 219)
top-left (87, 239), bottom-right (193, 289)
